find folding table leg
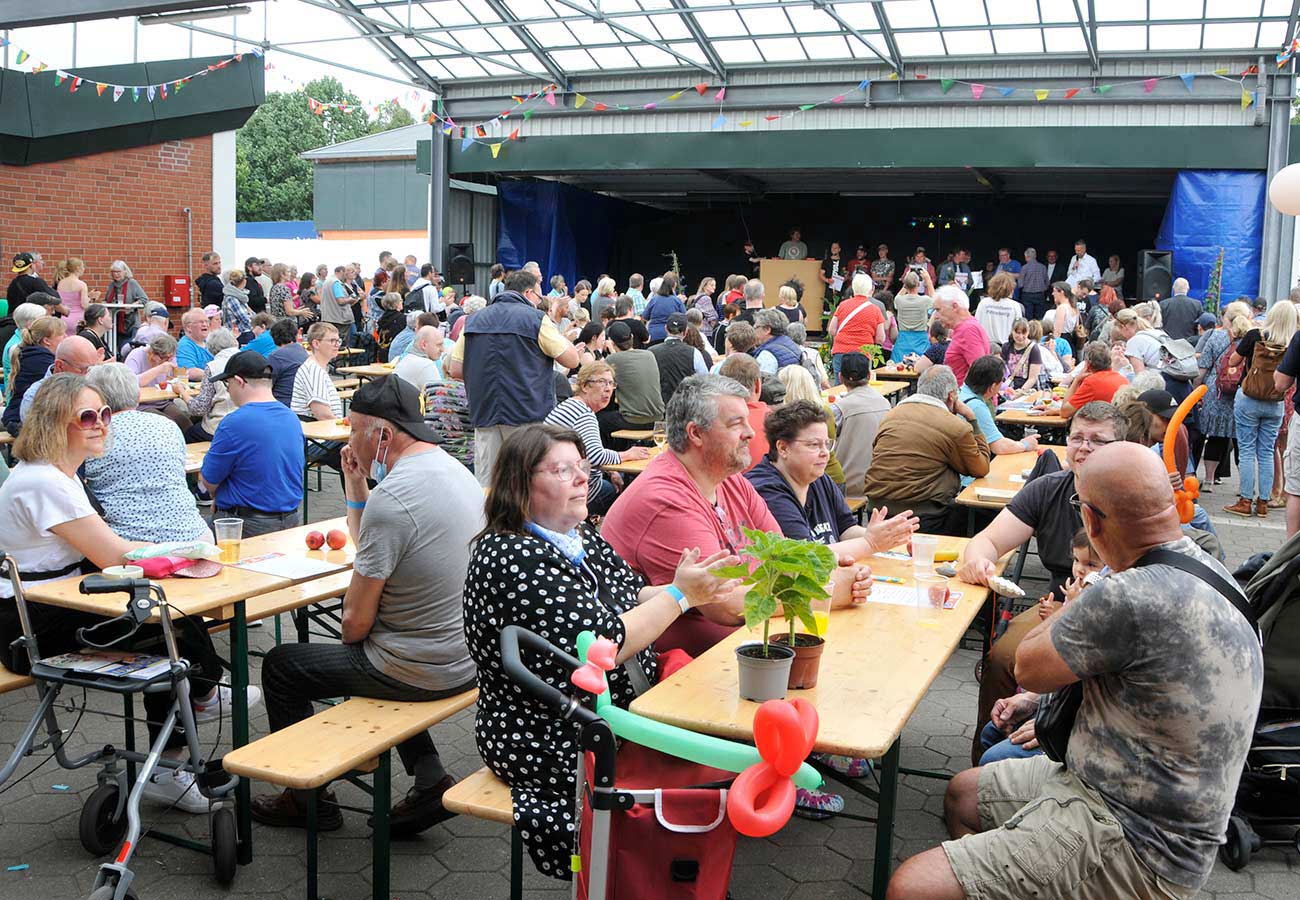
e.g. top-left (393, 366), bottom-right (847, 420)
top-left (870, 739), bottom-right (901, 899)
top-left (509, 826), bottom-right (523, 900)
top-left (372, 752), bottom-right (391, 900)
top-left (306, 791), bottom-right (319, 900)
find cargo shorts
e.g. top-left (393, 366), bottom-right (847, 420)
top-left (1285, 412), bottom-right (1300, 496)
top-left (941, 755), bottom-right (1196, 900)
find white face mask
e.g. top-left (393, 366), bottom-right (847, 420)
top-left (369, 428), bottom-right (392, 482)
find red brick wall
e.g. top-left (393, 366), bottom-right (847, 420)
top-left (0, 135), bottom-right (213, 318)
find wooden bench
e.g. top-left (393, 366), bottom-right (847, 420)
top-left (223, 690), bottom-right (478, 900)
top-left (330, 377), bottom-right (360, 390)
top-left (444, 767), bottom-right (523, 899)
top-left (0, 665), bottom-right (33, 696)
top-left (205, 571), bottom-right (352, 644)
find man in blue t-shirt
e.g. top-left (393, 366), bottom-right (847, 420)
top-left (994, 247), bottom-right (1023, 301)
top-left (244, 313), bottom-right (276, 357)
top-left (957, 355), bottom-right (1039, 488)
top-left (200, 350), bottom-right (305, 536)
top-left (175, 308), bottom-right (214, 379)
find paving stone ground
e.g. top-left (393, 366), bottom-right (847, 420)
top-left (1, 470), bottom-right (1297, 899)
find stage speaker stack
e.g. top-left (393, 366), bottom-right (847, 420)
top-left (447, 243), bottom-right (475, 285)
top-left (1137, 250), bottom-right (1173, 301)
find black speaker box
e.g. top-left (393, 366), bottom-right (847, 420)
top-left (1138, 250), bottom-right (1173, 301)
top-left (447, 243), bottom-right (475, 284)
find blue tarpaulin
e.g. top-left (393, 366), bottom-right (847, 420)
top-left (234, 220), bottom-right (319, 239)
top-left (496, 180), bottom-right (627, 290)
top-left (1155, 170), bottom-right (1264, 305)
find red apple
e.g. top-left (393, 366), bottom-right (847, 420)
top-left (305, 531), bottom-right (325, 550)
top-left (326, 529), bottom-right (347, 551)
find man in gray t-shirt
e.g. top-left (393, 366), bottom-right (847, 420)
top-left (253, 375), bottom-right (482, 837)
top-left (889, 443), bottom-right (1262, 900)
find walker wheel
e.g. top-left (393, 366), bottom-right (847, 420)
top-left (1219, 815), bottom-right (1259, 871)
top-left (211, 806), bottom-right (238, 885)
top-left (87, 884), bottom-right (138, 900)
top-left (79, 783), bottom-right (128, 857)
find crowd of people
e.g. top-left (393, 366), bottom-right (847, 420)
top-left (0, 242), bottom-right (1279, 899)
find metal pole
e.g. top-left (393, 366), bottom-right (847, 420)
top-left (71, 23), bottom-right (77, 67)
top-left (428, 124), bottom-right (450, 275)
top-left (1261, 67), bottom-right (1292, 303)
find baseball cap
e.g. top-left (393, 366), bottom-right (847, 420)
top-left (203, 304), bottom-right (222, 317)
top-left (665, 312), bottom-right (688, 334)
top-left (606, 321), bottom-right (633, 345)
top-left (11, 252), bottom-right (34, 274)
top-left (1137, 389), bottom-right (1178, 419)
top-left (146, 302), bottom-right (169, 319)
top-left (349, 374), bottom-right (439, 443)
top-left (1196, 312), bottom-right (1217, 330)
top-left (1253, 297), bottom-right (1268, 310)
top-left (839, 352), bottom-right (872, 382)
top-left (209, 350), bottom-right (272, 382)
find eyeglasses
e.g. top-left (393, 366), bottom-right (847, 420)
top-left (1066, 433), bottom-right (1117, 449)
top-left (535, 459), bottom-right (592, 483)
top-left (1069, 493), bottom-right (1107, 519)
top-left (75, 406), bottom-right (112, 431)
top-left (792, 438), bottom-right (835, 454)
top-left (588, 379), bottom-right (615, 388)
top-left (321, 338), bottom-right (342, 346)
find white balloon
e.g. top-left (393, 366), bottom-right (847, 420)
top-left (1269, 163), bottom-right (1300, 215)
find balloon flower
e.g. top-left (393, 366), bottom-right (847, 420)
top-left (1163, 385), bottom-right (1206, 524)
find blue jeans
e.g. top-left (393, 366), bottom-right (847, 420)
top-left (978, 721), bottom-right (1043, 765)
top-left (1234, 393), bottom-right (1284, 500)
top-left (831, 353), bottom-right (846, 384)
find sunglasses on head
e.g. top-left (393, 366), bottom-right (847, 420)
top-left (75, 406), bottom-right (112, 431)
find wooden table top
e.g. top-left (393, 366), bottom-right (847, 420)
top-left (995, 391), bottom-right (1070, 429)
top-left (601, 445), bottom-right (664, 475)
top-left (233, 517), bottom-right (355, 583)
top-left (302, 419), bottom-right (352, 442)
top-left (184, 442), bottom-right (210, 475)
top-left (611, 429), bottom-right (655, 441)
top-left (24, 565), bottom-right (290, 621)
top-left (955, 445), bottom-right (1068, 510)
top-left (336, 363), bottom-right (396, 379)
top-left (630, 535), bottom-right (1004, 759)
top-left (874, 365), bottom-right (920, 381)
top-left (823, 380), bottom-right (908, 401)
top-left (138, 385), bottom-right (176, 404)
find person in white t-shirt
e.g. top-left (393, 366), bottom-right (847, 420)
top-left (1065, 238), bottom-right (1101, 288)
top-left (0, 373), bottom-right (258, 813)
top-left (392, 326), bottom-right (443, 395)
top-left (973, 272), bottom-right (1023, 347)
top-left (291, 322), bottom-right (345, 463)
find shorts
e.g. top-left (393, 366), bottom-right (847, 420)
top-left (1285, 412), bottom-right (1300, 496)
top-left (941, 755), bottom-right (1195, 900)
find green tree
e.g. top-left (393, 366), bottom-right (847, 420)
top-left (235, 76), bottom-right (412, 222)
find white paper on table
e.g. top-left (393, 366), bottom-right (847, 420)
top-left (971, 272), bottom-right (984, 289)
top-left (830, 275), bottom-right (844, 291)
top-left (234, 553), bottom-right (344, 580)
top-left (868, 585), bottom-right (963, 608)
top-left (1008, 474), bottom-right (1026, 483)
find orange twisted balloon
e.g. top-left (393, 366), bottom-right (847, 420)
top-left (1164, 384), bottom-right (1207, 524)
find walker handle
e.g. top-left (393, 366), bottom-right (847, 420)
top-left (499, 626), bottom-right (601, 727)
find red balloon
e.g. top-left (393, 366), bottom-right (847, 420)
top-left (726, 763), bottom-right (795, 837)
top-left (754, 699), bottom-right (818, 777)
top-left (587, 637), bottom-right (618, 671)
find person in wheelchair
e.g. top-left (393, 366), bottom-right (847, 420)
top-left (0, 373), bottom-right (260, 813)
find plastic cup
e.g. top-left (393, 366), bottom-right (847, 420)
top-left (102, 565), bottom-right (144, 579)
top-left (214, 518), bottom-right (243, 564)
top-left (911, 534), bottom-right (938, 573)
top-left (810, 595), bottom-right (832, 637)
top-left (914, 573), bottom-right (949, 609)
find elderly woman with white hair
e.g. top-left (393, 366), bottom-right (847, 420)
top-left (182, 328), bottom-right (240, 444)
top-left (1, 302), bottom-right (45, 392)
top-left (104, 259), bottom-right (150, 344)
top-left (84, 363), bottom-right (212, 543)
top-left (449, 294), bottom-right (487, 342)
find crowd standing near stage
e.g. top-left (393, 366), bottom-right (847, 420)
top-left (0, 235), bottom-right (1286, 898)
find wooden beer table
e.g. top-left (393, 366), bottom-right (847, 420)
top-left (954, 446), bottom-right (1067, 534)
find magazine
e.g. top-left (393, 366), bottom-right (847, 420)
top-left (41, 650), bottom-right (172, 681)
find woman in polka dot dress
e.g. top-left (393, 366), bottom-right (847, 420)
top-left (463, 425), bottom-right (740, 879)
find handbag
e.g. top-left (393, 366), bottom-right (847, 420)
top-left (1035, 548), bottom-right (1258, 765)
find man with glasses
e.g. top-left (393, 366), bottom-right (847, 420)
top-left (291, 322), bottom-right (345, 464)
top-left (445, 268), bottom-right (579, 487)
top-left (15, 335), bottom-right (103, 427)
top-left (957, 400), bottom-right (1126, 765)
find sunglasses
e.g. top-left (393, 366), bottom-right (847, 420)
top-left (75, 406), bottom-right (112, 431)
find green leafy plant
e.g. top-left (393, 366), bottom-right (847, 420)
top-left (714, 527), bottom-right (837, 657)
top-left (857, 343), bottom-right (886, 368)
top-left (1204, 246), bottom-right (1225, 315)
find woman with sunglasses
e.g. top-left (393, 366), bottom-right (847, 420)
top-left (0, 373), bottom-right (248, 812)
top-left (463, 425), bottom-right (741, 880)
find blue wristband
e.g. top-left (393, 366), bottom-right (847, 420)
top-left (664, 585), bottom-right (689, 613)
top-left (346, 499), bottom-right (367, 510)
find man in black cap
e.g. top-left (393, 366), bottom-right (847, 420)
top-left (243, 257), bottom-right (267, 313)
top-left (253, 375), bottom-right (480, 835)
top-left (649, 311), bottom-right (706, 403)
top-left (7, 252), bottom-right (56, 311)
top-left (199, 350), bottom-right (305, 536)
top-left (600, 319), bottom-right (664, 446)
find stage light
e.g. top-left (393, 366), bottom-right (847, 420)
top-left (944, 222), bottom-right (951, 229)
top-left (928, 221), bottom-right (935, 229)
top-left (910, 219), bottom-right (917, 227)
top-left (960, 216), bottom-right (969, 226)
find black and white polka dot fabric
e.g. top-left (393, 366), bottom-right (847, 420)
top-left (463, 525), bottom-right (657, 880)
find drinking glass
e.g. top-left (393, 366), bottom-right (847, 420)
top-left (914, 573), bottom-right (949, 609)
top-left (911, 534), bottom-right (938, 574)
top-left (652, 421), bottom-right (668, 451)
top-left (214, 518), bottom-right (244, 564)
top-left (810, 594), bottom-right (832, 638)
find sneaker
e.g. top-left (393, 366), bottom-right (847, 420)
top-left (1223, 498), bottom-right (1255, 517)
top-left (368, 774), bottom-right (458, 836)
top-left (251, 788), bottom-right (343, 831)
top-left (195, 487), bottom-right (213, 507)
top-left (193, 685), bottom-right (263, 724)
top-left (811, 752), bottom-right (873, 779)
top-left (793, 787), bottom-right (844, 820)
top-left (141, 768), bottom-right (209, 814)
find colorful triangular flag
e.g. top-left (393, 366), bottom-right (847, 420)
top-left (475, 125), bottom-right (486, 138)
top-left (831, 95), bottom-right (844, 104)
top-left (915, 74), bottom-right (928, 80)
top-left (1143, 77), bottom-right (1158, 92)
top-left (858, 78), bottom-right (871, 92)
top-left (146, 85), bottom-right (155, 102)
top-left (490, 143), bottom-right (502, 158)
top-left (133, 87), bottom-right (141, 103)
top-left (714, 87), bottom-right (726, 102)
top-left (593, 102), bottom-right (607, 111)
top-left (998, 86), bottom-right (1015, 97)
top-left (0, 38), bottom-right (7, 47)
top-left (694, 83), bottom-right (708, 95)
top-left (545, 91), bottom-right (556, 107)
top-left (509, 128), bottom-right (519, 141)
top-left (764, 115), bottom-right (781, 121)
top-left (1063, 88), bottom-right (1079, 99)
top-left (1242, 89), bottom-right (1255, 109)
top-left (32, 63), bottom-right (46, 73)
top-left (96, 82), bottom-right (107, 97)
top-left (16, 50), bottom-right (29, 65)
top-left (1095, 84), bottom-right (1114, 94)
top-left (643, 102), bottom-right (657, 110)
top-left (739, 120), bottom-right (753, 127)
top-left (798, 103), bottom-right (816, 111)
top-left (113, 86), bottom-right (124, 102)
top-left (970, 83), bottom-right (985, 100)
top-left (1214, 67), bottom-right (1230, 75)
top-left (667, 91), bottom-right (683, 101)
top-left (712, 113), bottom-right (726, 129)
top-left (1034, 89), bottom-right (1049, 101)
top-left (70, 77), bottom-right (83, 93)
top-left (523, 110), bottom-right (534, 120)
top-left (461, 136), bottom-right (473, 152)
top-left (574, 93), bottom-right (586, 109)
top-left (55, 69), bottom-right (68, 85)
top-left (940, 79), bottom-right (954, 93)
top-left (1179, 73), bottom-right (1195, 91)
top-left (160, 82), bottom-right (167, 99)
top-left (887, 71), bottom-right (899, 80)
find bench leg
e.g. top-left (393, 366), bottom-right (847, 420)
top-left (509, 826), bottom-right (523, 900)
top-left (371, 752), bottom-right (391, 900)
top-left (306, 791), bottom-right (319, 900)
top-left (870, 738), bottom-right (900, 899)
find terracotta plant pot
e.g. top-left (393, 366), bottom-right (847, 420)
top-left (773, 633), bottom-right (825, 690)
top-left (735, 642), bottom-right (794, 702)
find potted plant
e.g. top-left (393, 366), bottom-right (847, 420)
top-left (716, 527), bottom-right (838, 700)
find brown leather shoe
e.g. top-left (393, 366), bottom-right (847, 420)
top-left (1223, 498), bottom-right (1255, 517)
top-left (250, 787), bottom-right (342, 831)
top-left (370, 774), bottom-right (458, 836)
top-left (1256, 499), bottom-right (1269, 518)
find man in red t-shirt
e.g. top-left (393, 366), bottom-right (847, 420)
top-left (936, 284), bottom-right (989, 386)
top-left (1062, 341), bottom-right (1129, 417)
top-left (602, 374), bottom-right (873, 657)
top-left (718, 354), bottom-right (769, 469)
top-left (828, 273), bottom-right (887, 382)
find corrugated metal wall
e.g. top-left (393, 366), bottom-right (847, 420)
top-left (314, 160), bottom-right (429, 230)
top-left (447, 187), bottom-right (499, 293)
top-left (443, 56), bottom-right (1261, 136)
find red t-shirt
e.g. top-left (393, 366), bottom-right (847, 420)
top-left (602, 450), bottom-right (780, 656)
top-left (943, 316), bottom-right (990, 386)
top-left (1068, 369), bottom-right (1128, 409)
top-left (830, 296), bottom-right (886, 355)
top-left (746, 399), bottom-right (770, 469)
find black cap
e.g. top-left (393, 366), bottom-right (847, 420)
top-left (1137, 389), bottom-right (1178, 419)
top-left (665, 312), bottom-right (688, 334)
top-left (244, 256), bottom-right (261, 269)
top-left (210, 350), bottom-right (272, 382)
top-left (606, 320), bottom-right (633, 346)
top-left (1252, 297), bottom-right (1268, 310)
top-left (839, 352), bottom-right (872, 382)
top-left (349, 375), bottom-right (439, 443)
